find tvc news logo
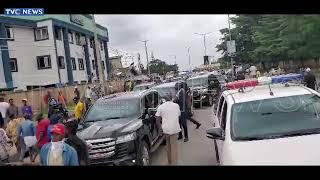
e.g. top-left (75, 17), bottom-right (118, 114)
top-left (4, 8), bottom-right (44, 16)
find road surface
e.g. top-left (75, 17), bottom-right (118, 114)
top-left (151, 106), bottom-right (218, 165)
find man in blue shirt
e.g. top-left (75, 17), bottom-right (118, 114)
top-left (17, 115), bottom-right (36, 162)
top-left (40, 123), bottom-right (79, 166)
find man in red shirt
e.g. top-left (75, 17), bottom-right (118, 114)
top-left (32, 113), bottom-right (50, 162)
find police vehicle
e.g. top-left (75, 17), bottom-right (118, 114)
top-left (206, 74), bottom-right (320, 165)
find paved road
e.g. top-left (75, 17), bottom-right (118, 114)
top-left (151, 106), bottom-right (218, 165)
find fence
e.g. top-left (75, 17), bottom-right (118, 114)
top-left (1, 80), bottom-right (125, 114)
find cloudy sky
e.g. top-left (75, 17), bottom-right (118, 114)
top-left (95, 15), bottom-right (230, 71)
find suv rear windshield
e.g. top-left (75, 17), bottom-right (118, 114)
top-left (231, 94), bottom-right (320, 141)
top-left (187, 77), bottom-right (208, 87)
top-left (85, 98), bottom-right (141, 122)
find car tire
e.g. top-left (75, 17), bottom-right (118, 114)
top-left (137, 141), bottom-right (150, 166)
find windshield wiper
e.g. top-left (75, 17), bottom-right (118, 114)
top-left (236, 128), bottom-right (320, 141)
top-left (85, 117), bottom-right (121, 123)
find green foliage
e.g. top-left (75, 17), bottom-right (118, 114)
top-left (216, 15), bottom-right (320, 65)
top-left (149, 59), bottom-right (178, 75)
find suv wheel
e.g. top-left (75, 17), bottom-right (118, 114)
top-left (137, 141), bottom-right (150, 166)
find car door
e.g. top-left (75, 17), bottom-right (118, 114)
top-left (144, 91), bottom-right (160, 142)
top-left (213, 95), bottom-right (226, 162)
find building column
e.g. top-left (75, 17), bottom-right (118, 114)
top-left (92, 38), bottom-right (99, 79)
top-left (0, 23), bottom-right (13, 88)
top-left (103, 41), bottom-right (111, 79)
top-left (84, 36), bottom-right (92, 83)
top-left (62, 27), bottom-right (74, 84)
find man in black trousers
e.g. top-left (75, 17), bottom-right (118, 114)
top-left (175, 82), bottom-right (189, 142)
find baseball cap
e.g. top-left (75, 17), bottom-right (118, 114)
top-left (22, 98), bottom-right (27, 102)
top-left (306, 68), bottom-right (311, 72)
top-left (50, 123), bottom-right (65, 135)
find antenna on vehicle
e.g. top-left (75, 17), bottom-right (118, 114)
top-left (268, 83), bottom-right (274, 96)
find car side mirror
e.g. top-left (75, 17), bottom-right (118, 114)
top-left (206, 127), bottom-right (225, 140)
top-left (148, 108), bottom-right (157, 116)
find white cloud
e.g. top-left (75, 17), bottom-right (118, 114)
top-left (95, 15), bottom-right (229, 71)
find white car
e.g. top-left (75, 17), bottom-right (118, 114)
top-left (207, 75), bottom-right (320, 165)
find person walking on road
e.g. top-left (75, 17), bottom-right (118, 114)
top-left (304, 67), bottom-right (317, 90)
top-left (0, 98), bottom-right (9, 127)
top-left (65, 120), bottom-right (89, 166)
top-left (0, 121), bottom-right (12, 164)
top-left (6, 114), bottom-right (24, 160)
top-left (21, 99), bottom-right (33, 120)
top-left (248, 64), bottom-right (257, 78)
top-left (74, 87), bottom-right (80, 99)
top-left (17, 114), bottom-right (36, 162)
top-left (40, 123), bottom-right (79, 166)
top-left (175, 83), bottom-right (189, 142)
top-left (186, 88), bottom-right (201, 129)
top-left (73, 97), bottom-right (85, 122)
top-left (6, 99), bottom-right (19, 123)
top-left (57, 91), bottom-right (67, 108)
top-left (33, 113), bottom-right (50, 162)
top-left (155, 95), bottom-right (181, 165)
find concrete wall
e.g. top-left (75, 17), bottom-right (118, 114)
top-left (2, 80), bottom-right (125, 114)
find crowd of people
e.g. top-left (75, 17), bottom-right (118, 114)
top-left (0, 85), bottom-right (94, 166)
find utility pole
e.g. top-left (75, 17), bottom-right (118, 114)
top-left (92, 14), bottom-right (106, 95)
top-left (139, 40), bottom-right (150, 76)
top-left (187, 47), bottom-right (191, 72)
top-left (228, 14), bottom-right (234, 80)
top-left (194, 32), bottom-right (212, 56)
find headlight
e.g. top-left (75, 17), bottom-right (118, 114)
top-left (116, 132), bottom-right (137, 144)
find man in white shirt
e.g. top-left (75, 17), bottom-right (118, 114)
top-left (155, 95), bottom-right (181, 165)
top-left (0, 98), bottom-right (9, 126)
top-left (85, 86), bottom-right (92, 100)
top-left (249, 65), bottom-right (257, 78)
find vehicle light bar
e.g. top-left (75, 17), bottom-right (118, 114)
top-left (226, 79), bottom-right (258, 90)
top-left (271, 73), bottom-right (303, 84)
top-left (226, 73), bottom-right (304, 90)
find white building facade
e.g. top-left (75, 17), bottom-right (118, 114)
top-left (0, 14), bottom-right (110, 90)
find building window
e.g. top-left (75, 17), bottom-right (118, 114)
top-left (54, 27), bottom-right (62, 40)
top-left (37, 55), bottom-right (51, 69)
top-left (58, 56), bottom-right (65, 69)
top-left (100, 41), bottom-right (104, 51)
top-left (78, 58), bottom-right (85, 70)
top-left (35, 27), bottom-right (49, 41)
top-left (68, 31), bottom-right (74, 44)
top-left (90, 38), bottom-right (94, 48)
top-left (5, 26), bottom-right (14, 40)
top-left (10, 58), bottom-right (18, 72)
top-left (102, 61), bottom-right (105, 70)
top-left (71, 58), bottom-right (77, 70)
top-left (75, 33), bottom-right (81, 45)
top-left (92, 60), bottom-right (96, 70)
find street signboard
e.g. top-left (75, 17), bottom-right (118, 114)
top-left (227, 40), bottom-right (236, 56)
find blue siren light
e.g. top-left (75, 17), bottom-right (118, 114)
top-left (271, 73), bottom-right (303, 84)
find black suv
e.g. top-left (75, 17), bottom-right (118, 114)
top-left (186, 73), bottom-right (226, 108)
top-left (77, 89), bottom-right (164, 166)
